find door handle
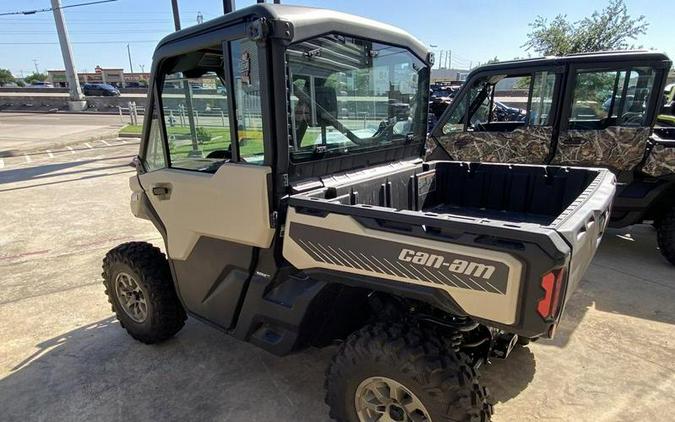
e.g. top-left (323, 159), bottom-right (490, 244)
top-left (151, 185), bottom-right (171, 200)
top-left (152, 186), bottom-right (170, 195)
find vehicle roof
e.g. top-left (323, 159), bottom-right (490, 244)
top-left (154, 3), bottom-right (429, 62)
top-left (473, 50), bottom-right (671, 73)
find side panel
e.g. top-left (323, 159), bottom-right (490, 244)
top-left (139, 164), bottom-right (274, 260)
top-left (172, 237), bottom-right (252, 329)
top-left (642, 141), bottom-right (675, 177)
top-left (437, 126), bottom-right (552, 164)
top-left (282, 209), bottom-right (523, 325)
top-left (552, 127), bottom-right (651, 170)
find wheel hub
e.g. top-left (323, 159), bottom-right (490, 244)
top-left (354, 376), bottom-right (431, 422)
top-left (114, 272), bottom-right (148, 323)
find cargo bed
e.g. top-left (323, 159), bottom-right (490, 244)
top-left (283, 160), bottom-right (616, 337)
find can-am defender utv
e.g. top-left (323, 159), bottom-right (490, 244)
top-left (102, 4), bottom-right (615, 421)
top-left (427, 51), bottom-right (675, 265)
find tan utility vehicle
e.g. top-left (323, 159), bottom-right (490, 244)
top-left (103, 4), bottom-right (615, 421)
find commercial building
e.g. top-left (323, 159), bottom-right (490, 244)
top-left (47, 66), bottom-right (150, 88)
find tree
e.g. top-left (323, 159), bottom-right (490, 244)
top-left (523, 0), bottom-right (648, 56)
top-left (0, 69), bottom-right (14, 86)
top-left (24, 72), bottom-right (48, 84)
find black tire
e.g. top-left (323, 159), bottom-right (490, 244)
top-left (656, 205), bottom-right (675, 266)
top-left (102, 242), bottom-right (186, 344)
top-left (325, 323), bottom-right (492, 422)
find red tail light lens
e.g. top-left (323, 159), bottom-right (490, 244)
top-left (537, 268), bottom-right (566, 319)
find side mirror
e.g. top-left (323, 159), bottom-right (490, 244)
top-left (129, 155), bottom-right (143, 170)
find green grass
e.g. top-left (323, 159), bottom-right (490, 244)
top-left (121, 124), bottom-right (263, 158)
top-left (120, 124), bottom-right (142, 135)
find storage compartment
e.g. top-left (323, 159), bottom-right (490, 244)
top-left (302, 161), bottom-right (600, 226)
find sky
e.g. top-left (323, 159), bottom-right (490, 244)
top-left (1, 0), bottom-right (674, 77)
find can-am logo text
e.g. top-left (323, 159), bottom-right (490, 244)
top-left (398, 249), bottom-right (495, 280)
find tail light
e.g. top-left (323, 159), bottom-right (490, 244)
top-left (537, 268), bottom-right (566, 319)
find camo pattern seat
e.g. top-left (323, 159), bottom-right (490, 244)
top-left (642, 143), bottom-right (675, 177)
top-left (434, 126), bottom-right (551, 164)
top-left (552, 127), bottom-right (650, 171)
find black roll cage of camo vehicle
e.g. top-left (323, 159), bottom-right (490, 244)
top-left (102, 4), bottom-right (616, 421)
top-left (428, 51), bottom-right (675, 265)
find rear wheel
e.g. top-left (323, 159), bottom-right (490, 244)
top-left (325, 323), bottom-right (492, 422)
top-left (102, 242), bottom-right (186, 343)
top-left (656, 205), bottom-right (675, 266)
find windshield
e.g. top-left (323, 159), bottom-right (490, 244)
top-left (287, 34), bottom-right (428, 162)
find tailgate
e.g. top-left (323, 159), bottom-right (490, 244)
top-left (551, 168), bottom-right (616, 298)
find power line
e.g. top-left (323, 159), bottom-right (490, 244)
top-left (0, 0), bottom-right (118, 17)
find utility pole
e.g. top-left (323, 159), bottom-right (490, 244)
top-left (196, 11), bottom-right (203, 24)
top-left (171, 0), bottom-right (181, 31)
top-left (127, 44), bottom-right (134, 74)
top-left (140, 64), bottom-right (145, 74)
top-left (51, 0), bottom-right (85, 109)
top-left (32, 59), bottom-right (40, 74)
top-left (170, 0), bottom-right (198, 153)
top-left (447, 50), bottom-right (451, 69)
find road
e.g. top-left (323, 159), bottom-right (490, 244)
top-left (0, 138), bottom-right (674, 421)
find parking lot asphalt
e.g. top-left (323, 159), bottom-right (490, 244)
top-left (0, 113), bottom-right (128, 157)
top-left (0, 138), bottom-right (674, 421)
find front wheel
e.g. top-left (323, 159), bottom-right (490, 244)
top-left (325, 323), bottom-right (492, 422)
top-left (102, 242), bottom-right (186, 343)
top-left (656, 205), bottom-right (675, 266)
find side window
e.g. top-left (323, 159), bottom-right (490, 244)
top-left (568, 67), bottom-right (656, 129)
top-left (530, 71), bottom-right (556, 125)
top-left (619, 67), bottom-right (656, 125)
top-left (442, 71), bottom-right (557, 135)
top-left (158, 45), bottom-right (231, 172)
top-left (230, 39), bottom-right (265, 165)
top-left (144, 114), bottom-right (166, 171)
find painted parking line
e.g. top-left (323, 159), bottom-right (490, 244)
top-left (84, 142), bottom-right (93, 149)
top-left (100, 140), bottom-right (111, 146)
top-left (0, 158), bottom-right (4, 169)
top-left (46, 150), bottom-right (54, 158)
top-left (66, 146), bottom-right (75, 154)
top-left (24, 154), bottom-right (31, 163)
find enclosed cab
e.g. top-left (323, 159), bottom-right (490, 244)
top-left (428, 51), bottom-right (675, 264)
top-left (104, 4), bottom-right (616, 421)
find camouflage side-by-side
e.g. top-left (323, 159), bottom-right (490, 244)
top-left (552, 127), bottom-right (650, 171)
top-left (434, 127), bottom-right (552, 164)
top-left (642, 143), bottom-right (675, 177)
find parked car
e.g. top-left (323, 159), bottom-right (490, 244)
top-left (29, 81), bottom-right (54, 88)
top-left (82, 83), bottom-right (120, 96)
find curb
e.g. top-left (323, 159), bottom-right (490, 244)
top-left (0, 109), bottom-right (129, 116)
top-left (118, 132), bottom-right (142, 138)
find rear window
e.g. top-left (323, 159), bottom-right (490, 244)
top-left (287, 34), bottom-right (428, 163)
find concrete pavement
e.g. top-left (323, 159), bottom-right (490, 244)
top-left (0, 138), bottom-right (674, 421)
top-left (0, 113), bottom-right (128, 157)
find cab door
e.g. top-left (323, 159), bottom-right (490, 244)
top-left (137, 35), bottom-right (274, 329)
top-left (553, 64), bottom-right (659, 172)
top-left (432, 67), bottom-right (561, 164)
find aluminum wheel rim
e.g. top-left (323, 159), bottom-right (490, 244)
top-left (354, 376), bottom-right (431, 422)
top-left (114, 272), bottom-right (148, 323)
